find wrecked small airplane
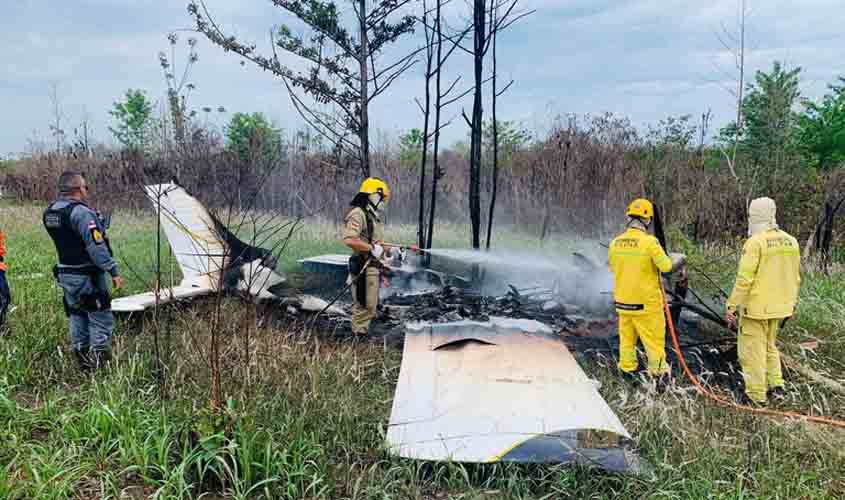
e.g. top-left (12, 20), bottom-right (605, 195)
top-left (112, 183), bottom-right (422, 314)
top-left (113, 183), bottom-right (687, 475)
top-left (112, 183), bottom-right (286, 312)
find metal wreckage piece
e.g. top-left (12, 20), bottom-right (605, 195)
top-left (386, 318), bottom-right (649, 475)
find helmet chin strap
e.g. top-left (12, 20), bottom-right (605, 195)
top-left (368, 192), bottom-right (384, 212)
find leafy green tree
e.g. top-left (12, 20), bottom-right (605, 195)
top-left (399, 129), bottom-right (426, 168)
top-left (720, 62), bottom-right (802, 169)
top-left (189, 0), bottom-right (416, 178)
top-left (225, 112), bottom-right (280, 162)
top-left (482, 120), bottom-right (531, 170)
top-left (108, 89), bottom-right (153, 151)
top-left (797, 77), bottom-right (845, 170)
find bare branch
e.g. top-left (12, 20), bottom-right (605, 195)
top-left (442, 75), bottom-right (493, 105)
top-left (441, 75), bottom-right (462, 98)
top-left (495, 78), bottom-right (514, 98)
top-left (414, 97), bottom-right (426, 114)
top-left (370, 58), bottom-right (418, 101)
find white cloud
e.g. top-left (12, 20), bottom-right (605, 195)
top-left (1, 0), bottom-right (844, 156)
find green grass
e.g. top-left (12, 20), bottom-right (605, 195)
top-left (1, 205), bottom-right (844, 499)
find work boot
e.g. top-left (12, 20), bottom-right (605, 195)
top-left (767, 386), bottom-right (787, 401)
top-left (620, 370), bottom-right (641, 385)
top-left (90, 350), bottom-right (112, 371)
top-left (738, 392), bottom-right (766, 407)
top-left (655, 373), bottom-right (671, 394)
top-left (74, 351), bottom-right (93, 372)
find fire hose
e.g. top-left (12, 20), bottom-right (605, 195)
top-left (380, 242), bottom-right (427, 254)
top-left (661, 286), bottom-right (845, 429)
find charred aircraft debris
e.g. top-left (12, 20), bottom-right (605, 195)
top-left (117, 184), bottom-right (740, 475)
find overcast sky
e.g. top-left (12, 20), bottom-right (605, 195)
top-left (2, 0), bottom-right (844, 157)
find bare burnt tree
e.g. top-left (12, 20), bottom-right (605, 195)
top-left (188, 0), bottom-right (417, 178)
top-left (467, 0), bottom-right (485, 248)
top-left (416, 1), bottom-right (435, 249)
top-left (713, 0), bottom-right (749, 188)
top-left (805, 172), bottom-right (845, 273)
top-left (463, 0), bottom-right (529, 248)
top-left (48, 82), bottom-right (66, 155)
top-left (426, 0), bottom-right (449, 251)
top-left (69, 107), bottom-right (93, 158)
top-left (484, 1), bottom-right (516, 250)
top-left (416, 0), bottom-right (472, 249)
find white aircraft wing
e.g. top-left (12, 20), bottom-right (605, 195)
top-left (112, 285), bottom-right (215, 312)
top-left (386, 318), bottom-right (648, 474)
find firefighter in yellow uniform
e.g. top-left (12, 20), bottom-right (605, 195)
top-left (726, 197), bottom-right (800, 404)
top-left (342, 178), bottom-right (390, 335)
top-left (0, 230), bottom-right (10, 328)
top-left (609, 199), bottom-right (685, 382)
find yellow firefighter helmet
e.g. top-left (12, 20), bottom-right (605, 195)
top-left (359, 177), bottom-right (390, 201)
top-left (626, 198), bottom-right (654, 219)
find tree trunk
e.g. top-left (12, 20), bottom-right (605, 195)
top-left (653, 204), bottom-right (667, 251)
top-left (485, 13), bottom-right (499, 251)
top-left (418, 5), bottom-right (433, 249)
top-left (358, 0), bottom-right (371, 178)
top-left (815, 197), bottom-right (845, 273)
top-left (468, 0), bottom-right (485, 249)
top-left (426, 0), bottom-right (444, 255)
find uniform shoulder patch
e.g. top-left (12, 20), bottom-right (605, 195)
top-left (345, 208), bottom-right (364, 231)
top-left (89, 222), bottom-right (105, 244)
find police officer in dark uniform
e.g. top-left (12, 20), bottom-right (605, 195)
top-left (43, 172), bottom-right (124, 371)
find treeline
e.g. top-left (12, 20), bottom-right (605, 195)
top-left (3, 61), bottom-right (844, 257)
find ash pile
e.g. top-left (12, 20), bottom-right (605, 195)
top-left (381, 284), bottom-right (614, 336)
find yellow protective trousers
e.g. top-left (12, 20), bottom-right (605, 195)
top-left (351, 269), bottom-right (379, 335)
top-left (738, 317), bottom-right (784, 402)
top-left (617, 312), bottom-right (669, 375)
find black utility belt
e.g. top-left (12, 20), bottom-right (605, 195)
top-left (348, 254), bottom-right (382, 275)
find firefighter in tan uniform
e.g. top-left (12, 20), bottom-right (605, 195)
top-left (608, 198), bottom-right (685, 386)
top-left (342, 178), bottom-right (390, 335)
top-left (726, 197), bottom-right (801, 404)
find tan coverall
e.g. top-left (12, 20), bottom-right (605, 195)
top-left (727, 229), bottom-right (801, 402)
top-left (342, 206), bottom-right (384, 335)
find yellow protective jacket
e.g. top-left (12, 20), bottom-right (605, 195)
top-left (727, 229), bottom-right (800, 320)
top-left (608, 227), bottom-right (672, 316)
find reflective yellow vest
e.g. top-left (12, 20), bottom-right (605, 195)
top-left (727, 229), bottom-right (801, 320)
top-left (608, 227), bottom-right (672, 315)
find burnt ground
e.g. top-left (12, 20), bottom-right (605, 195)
top-left (116, 278), bottom-right (746, 396)
top-left (255, 282), bottom-right (747, 395)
